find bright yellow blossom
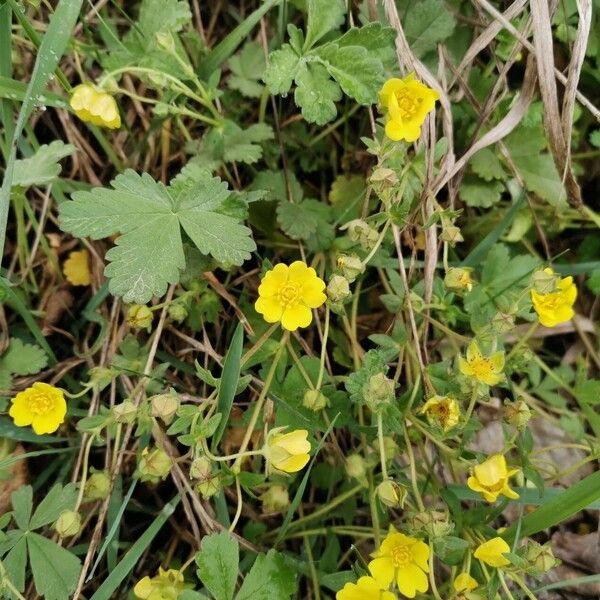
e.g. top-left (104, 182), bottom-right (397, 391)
top-left (458, 341), bottom-right (504, 386)
top-left (70, 83), bottom-right (121, 129)
top-left (255, 261), bottom-right (326, 331)
top-left (63, 249), bottom-right (91, 286)
top-left (453, 572), bottom-right (479, 592)
top-left (9, 382), bottom-right (67, 435)
top-left (420, 395), bottom-right (460, 431)
top-left (336, 576), bottom-right (396, 600)
top-left (133, 567), bottom-right (191, 600)
top-left (368, 527), bottom-right (429, 598)
top-left (467, 454), bottom-right (519, 503)
top-left (264, 428), bottom-right (311, 473)
top-left (531, 268), bottom-right (577, 328)
top-left (474, 537), bottom-right (511, 568)
top-left (378, 74), bottom-right (440, 142)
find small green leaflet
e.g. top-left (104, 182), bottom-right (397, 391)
top-left (227, 41), bottom-right (266, 98)
top-left (303, 0), bottom-right (346, 51)
top-left (0, 338), bottom-right (48, 391)
top-left (12, 141), bottom-right (75, 188)
top-left (58, 169), bottom-right (255, 303)
top-left (400, 0), bottom-right (455, 58)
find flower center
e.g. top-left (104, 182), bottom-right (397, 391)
top-left (277, 283), bottom-right (300, 307)
top-left (28, 393), bottom-right (53, 415)
top-left (469, 358), bottom-right (493, 380)
top-left (391, 544), bottom-right (411, 568)
top-left (395, 89), bottom-right (422, 119)
top-left (540, 293), bottom-right (563, 310)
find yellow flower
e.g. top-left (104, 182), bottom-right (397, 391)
top-left (133, 567), bottom-right (190, 600)
top-left (336, 576), bottom-right (396, 600)
top-left (255, 261), bottom-right (326, 331)
top-left (265, 428), bottom-right (311, 473)
top-left (378, 74), bottom-right (440, 142)
top-left (474, 537), bottom-right (511, 568)
top-left (467, 454), bottom-right (519, 503)
top-left (420, 395), bottom-right (460, 431)
top-left (531, 268), bottom-right (577, 328)
top-left (368, 527), bottom-right (429, 598)
top-left (70, 83), bottom-right (121, 129)
top-left (9, 382), bottom-right (67, 435)
top-left (453, 572), bottom-right (478, 592)
top-left (458, 341), bottom-right (504, 386)
top-left (63, 249), bottom-right (91, 286)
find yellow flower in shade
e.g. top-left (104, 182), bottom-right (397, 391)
top-left (467, 454), bottom-right (519, 503)
top-left (378, 74), bottom-right (440, 142)
top-left (458, 341), bottom-right (504, 386)
top-left (420, 395), bottom-right (460, 432)
top-left (9, 382), bottom-right (67, 435)
top-left (265, 428), bottom-right (311, 473)
top-left (70, 83), bottom-right (121, 129)
top-left (255, 261), bottom-right (326, 331)
top-left (453, 572), bottom-right (478, 592)
top-left (336, 576), bottom-right (396, 600)
top-left (63, 249), bottom-right (91, 286)
top-left (474, 537), bottom-right (511, 568)
top-left (368, 527), bottom-right (429, 598)
top-left (531, 268), bottom-right (577, 328)
top-left (133, 567), bottom-right (191, 600)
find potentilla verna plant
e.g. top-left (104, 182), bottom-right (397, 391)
top-left (1, 0), bottom-right (598, 599)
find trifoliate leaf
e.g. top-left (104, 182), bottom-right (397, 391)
top-left (470, 147), bottom-right (505, 181)
top-left (59, 170), bottom-right (255, 303)
top-left (236, 549), bottom-right (296, 600)
top-left (315, 43), bottom-right (382, 105)
top-left (460, 176), bottom-right (504, 208)
top-left (195, 531), bottom-right (239, 600)
top-left (227, 41), bottom-right (266, 98)
top-left (294, 61), bottom-right (341, 125)
top-left (263, 45), bottom-right (300, 95)
top-left (0, 338), bottom-right (48, 376)
top-left (402, 0), bottom-right (455, 58)
top-left (12, 141), bottom-right (75, 188)
top-left (304, 0), bottom-right (346, 50)
top-left (28, 532), bottom-right (81, 600)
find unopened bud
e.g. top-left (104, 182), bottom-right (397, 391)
top-left (346, 454), bottom-right (367, 486)
top-left (190, 456), bottom-right (212, 480)
top-left (504, 399), bottom-right (531, 429)
top-left (526, 541), bottom-right (559, 573)
top-left (196, 476), bottom-right (220, 499)
top-left (327, 275), bottom-right (351, 303)
top-left (54, 510), bottom-right (81, 538)
top-left (260, 485), bottom-right (289, 512)
top-left (337, 255), bottom-right (365, 283)
top-left (376, 479), bottom-right (407, 508)
top-left (155, 31), bottom-right (176, 53)
top-left (440, 225), bottom-right (464, 246)
top-left (409, 510), bottom-right (453, 538)
top-left (127, 304), bottom-right (153, 329)
top-left (113, 400), bottom-right (137, 424)
top-left (303, 389), bottom-right (328, 411)
top-left (444, 267), bottom-right (474, 293)
top-left (138, 446), bottom-right (172, 482)
top-left (84, 470), bottom-right (111, 501)
top-left (363, 372), bottom-right (395, 412)
top-left (343, 219), bottom-right (380, 251)
top-left (151, 392), bottom-right (179, 425)
top-left (168, 302), bottom-right (188, 323)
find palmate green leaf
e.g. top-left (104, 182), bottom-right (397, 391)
top-left (401, 0), bottom-right (455, 58)
top-left (470, 147), bottom-right (505, 181)
top-left (262, 45), bottom-right (300, 95)
top-left (227, 41), bottom-right (266, 98)
top-left (12, 141), bottom-right (75, 188)
top-left (459, 175), bottom-right (504, 208)
top-left (235, 550), bottom-right (296, 600)
top-left (303, 0), bottom-right (346, 50)
top-left (293, 62), bottom-right (341, 125)
top-left (28, 532), bottom-right (81, 600)
top-left (277, 198), bottom-right (321, 240)
top-left (29, 483), bottom-right (78, 530)
top-left (2, 534), bottom-right (27, 595)
top-left (58, 170), bottom-right (255, 303)
top-left (10, 485), bottom-right (33, 530)
top-left (335, 22), bottom-right (397, 64)
top-left (0, 338), bottom-right (48, 376)
top-left (196, 532), bottom-right (239, 600)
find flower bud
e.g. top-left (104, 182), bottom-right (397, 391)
top-left (526, 541), bottom-right (559, 573)
top-left (302, 389), bottom-right (328, 411)
top-left (363, 372), bottom-right (395, 412)
top-left (168, 302), bottom-right (188, 323)
top-left (409, 510), bottom-right (453, 538)
top-left (54, 510), bottom-right (81, 538)
top-left (113, 400), bottom-right (137, 424)
top-left (127, 304), bottom-right (153, 330)
top-left (343, 219), bottom-right (380, 251)
top-left (336, 255), bottom-right (365, 283)
top-left (370, 167), bottom-right (398, 186)
top-left (504, 399), bottom-right (531, 429)
top-left (196, 476), bottom-right (221, 499)
top-left (84, 470), bottom-right (111, 501)
top-left (346, 454), bottom-right (368, 486)
top-left (151, 392), bottom-right (179, 425)
top-left (376, 479), bottom-right (407, 508)
top-left (189, 456), bottom-right (212, 480)
top-left (155, 31), bottom-right (176, 53)
top-left (444, 267), bottom-right (474, 292)
top-left (260, 485), bottom-right (290, 512)
top-left (440, 224), bottom-right (464, 246)
top-left (327, 275), bottom-right (351, 303)
top-left (138, 446), bottom-right (172, 483)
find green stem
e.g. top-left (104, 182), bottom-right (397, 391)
top-left (316, 306), bottom-right (330, 390)
top-left (377, 412), bottom-right (388, 479)
top-left (75, 435), bottom-right (95, 510)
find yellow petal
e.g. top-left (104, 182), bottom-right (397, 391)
top-left (273, 429), bottom-right (311, 454)
top-left (410, 539), bottom-right (430, 572)
top-left (63, 249), bottom-right (91, 286)
top-left (367, 557), bottom-right (395, 588)
top-left (133, 576), bottom-right (153, 599)
top-left (454, 573), bottom-right (478, 592)
top-left (254, 296), bottom-right (283, 323)
top-left (378, 78), bottom-right (403, 107)
top-left (474, 537), bottom-right (511, 567)
top-left (281, 303), bottom-right (312, 331)
top-left (396, 564), bottom-right (428, 598)
top-left (8, 395), bottom-right (34, 426)
top-left (274, 453), bottom-right (310, 473)
top-left (258, 263), bottom-right (289, 296)
top-left (473, 454), bottom-right (507, 487)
